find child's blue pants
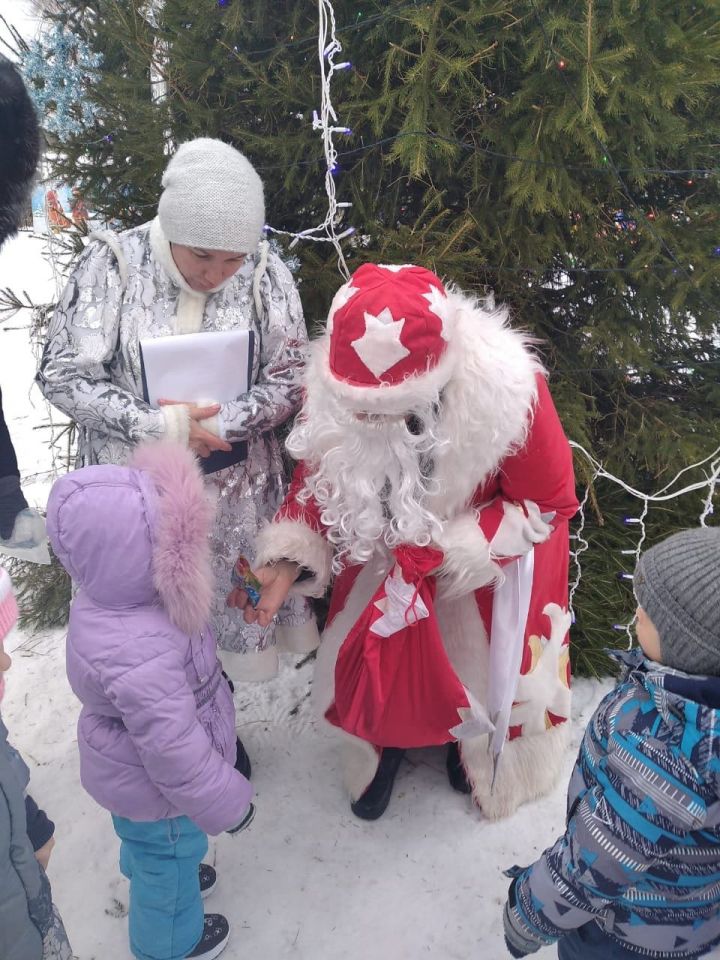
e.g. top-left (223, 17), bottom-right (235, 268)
top-left (112, 814), bottom-right (208, 960)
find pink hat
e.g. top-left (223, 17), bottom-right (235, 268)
top-left (0, 568), bottom-right (18, 643)
top-left (322, 263), bottom-right (457, 414)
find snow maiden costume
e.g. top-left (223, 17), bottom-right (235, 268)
top-left (37, 138), bottom-right (317, 682)
top-left (253, 263), bottom-right (579, 820)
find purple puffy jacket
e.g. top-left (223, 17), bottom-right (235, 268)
top-left (47, 442), bottom-right (252, 836)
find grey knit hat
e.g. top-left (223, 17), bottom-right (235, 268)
top-left (634, 527), bottom-right (720, 676)
top-left (158, 138), bottom-right (265, 254)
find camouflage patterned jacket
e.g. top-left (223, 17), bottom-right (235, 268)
top-left (507, 649), bottom-right (720, 958)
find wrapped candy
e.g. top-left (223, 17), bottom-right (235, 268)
top-left (231, 555), bottom-right (262, 608)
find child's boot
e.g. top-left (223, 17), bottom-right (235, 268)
top-left (185, 914), bottom-right (229, 960)
top-left (199, 864), bottom-right (217, 899)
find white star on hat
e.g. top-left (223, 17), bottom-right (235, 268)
top-left (422, 285), bottom-right (453, 340)
top-left (351, 307), bottom-right (410, 378)
top-left (327, 282), bottom-right (359, 333)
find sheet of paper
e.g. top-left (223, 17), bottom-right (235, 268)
top-left (140, 329), bottom-right (254, 406)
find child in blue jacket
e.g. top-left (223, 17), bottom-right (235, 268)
top-left (503, 526), bottom-right (720, 959)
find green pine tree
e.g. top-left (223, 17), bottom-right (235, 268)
top-left (36, 0), bottom-right (720, 672)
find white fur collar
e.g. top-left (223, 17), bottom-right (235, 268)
top-left (149, 216), bottom-right (203, 295)
top-left (427, 289), bottom-right (543, 516)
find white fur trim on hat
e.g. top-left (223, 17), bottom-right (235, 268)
top-left (254, 519), bottom-right (333, 598)
top-left (158, 138), bottom-right (265, 254)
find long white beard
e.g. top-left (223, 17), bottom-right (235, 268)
top-left (286, 396), bottom-right (447, 571)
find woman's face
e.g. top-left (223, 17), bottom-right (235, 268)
top-left (170, 244), bottom-right (247, 293)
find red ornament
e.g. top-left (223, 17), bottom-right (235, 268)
top-left (558, 59), bottom-right (566, 69)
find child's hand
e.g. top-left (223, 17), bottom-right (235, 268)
top-left (226, 561), bottom-right (300, 627)
top-left (35, 836), bottom-right (55, 870)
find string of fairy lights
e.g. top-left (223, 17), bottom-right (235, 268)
top-left (261, 0), bottom-right (353, 279)
top-left (288, 0), bottom-right (720, 645)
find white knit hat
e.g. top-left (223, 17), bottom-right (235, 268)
top-left (158, 138), bottom-right (265, 254)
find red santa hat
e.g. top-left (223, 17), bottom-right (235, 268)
top-left (321, 263), bottom-right (458, 414)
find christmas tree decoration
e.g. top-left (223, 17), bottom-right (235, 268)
top-left (21, 24), bottom-right (102, 139)
top-left (37, 0), bottom-right (720, 674)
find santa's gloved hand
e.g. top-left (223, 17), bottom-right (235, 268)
top-left (503, 879), bottom-right (544, 958)
top-left (0, 475), bottom-right (28, 539)
top-left (227, 802), bottom-right (255, 836)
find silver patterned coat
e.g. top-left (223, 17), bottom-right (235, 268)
top-left (37, 218), bottom-right (317, 661)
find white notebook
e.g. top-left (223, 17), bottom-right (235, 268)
top-left (139, 329), bottom-right (254, 407)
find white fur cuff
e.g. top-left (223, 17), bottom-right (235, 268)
top-left (161, 404), bottom-right (191, 446)
top-left (194, 397), bottom-right (224, 440)
top-left (254, 519), bottom-right (333, 598)
top-left (436, 512), bottom-right (502, 599)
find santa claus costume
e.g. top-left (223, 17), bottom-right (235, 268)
top-left (254, 263), bottom-right (579, 820)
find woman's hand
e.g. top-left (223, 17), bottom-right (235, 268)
top-left (227, 560), bottom-right (300, 627)
top-left (159, 400), bottom-right (233, 457)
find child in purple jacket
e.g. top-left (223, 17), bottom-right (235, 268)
top-left (47, 441), bottom-right (254, 960)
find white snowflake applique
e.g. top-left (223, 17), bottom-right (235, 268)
top-left (450, 686), bottom-right (494, 741)
top-left (510, 603), bottom-right (572, 736)
top-left (327, 282), bottom-right (358, 333)
top-left (422, 285), bottom-right (453, 340)
top-left (372, 564), bottom-right (429, 638)
top-left (351, 307), bottom-right (410, 378)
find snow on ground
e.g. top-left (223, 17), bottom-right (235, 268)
top-left (3, 230), bottom-right (713, 960)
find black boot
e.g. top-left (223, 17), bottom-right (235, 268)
top-left (234, 736), bottom-right (251, 780)
top-left (350, 747), bottom-right (406, 821)
top-left (446, 741), bottom-right (471, 794)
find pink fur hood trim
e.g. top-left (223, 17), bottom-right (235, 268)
top-left (129, 442), bottom-right (215, 635)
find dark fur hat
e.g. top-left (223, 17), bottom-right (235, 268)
top-left (0, 55), bottom-right (40, 247)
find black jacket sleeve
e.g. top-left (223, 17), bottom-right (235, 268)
top-left (24, 795), bottom-right (54, 852)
